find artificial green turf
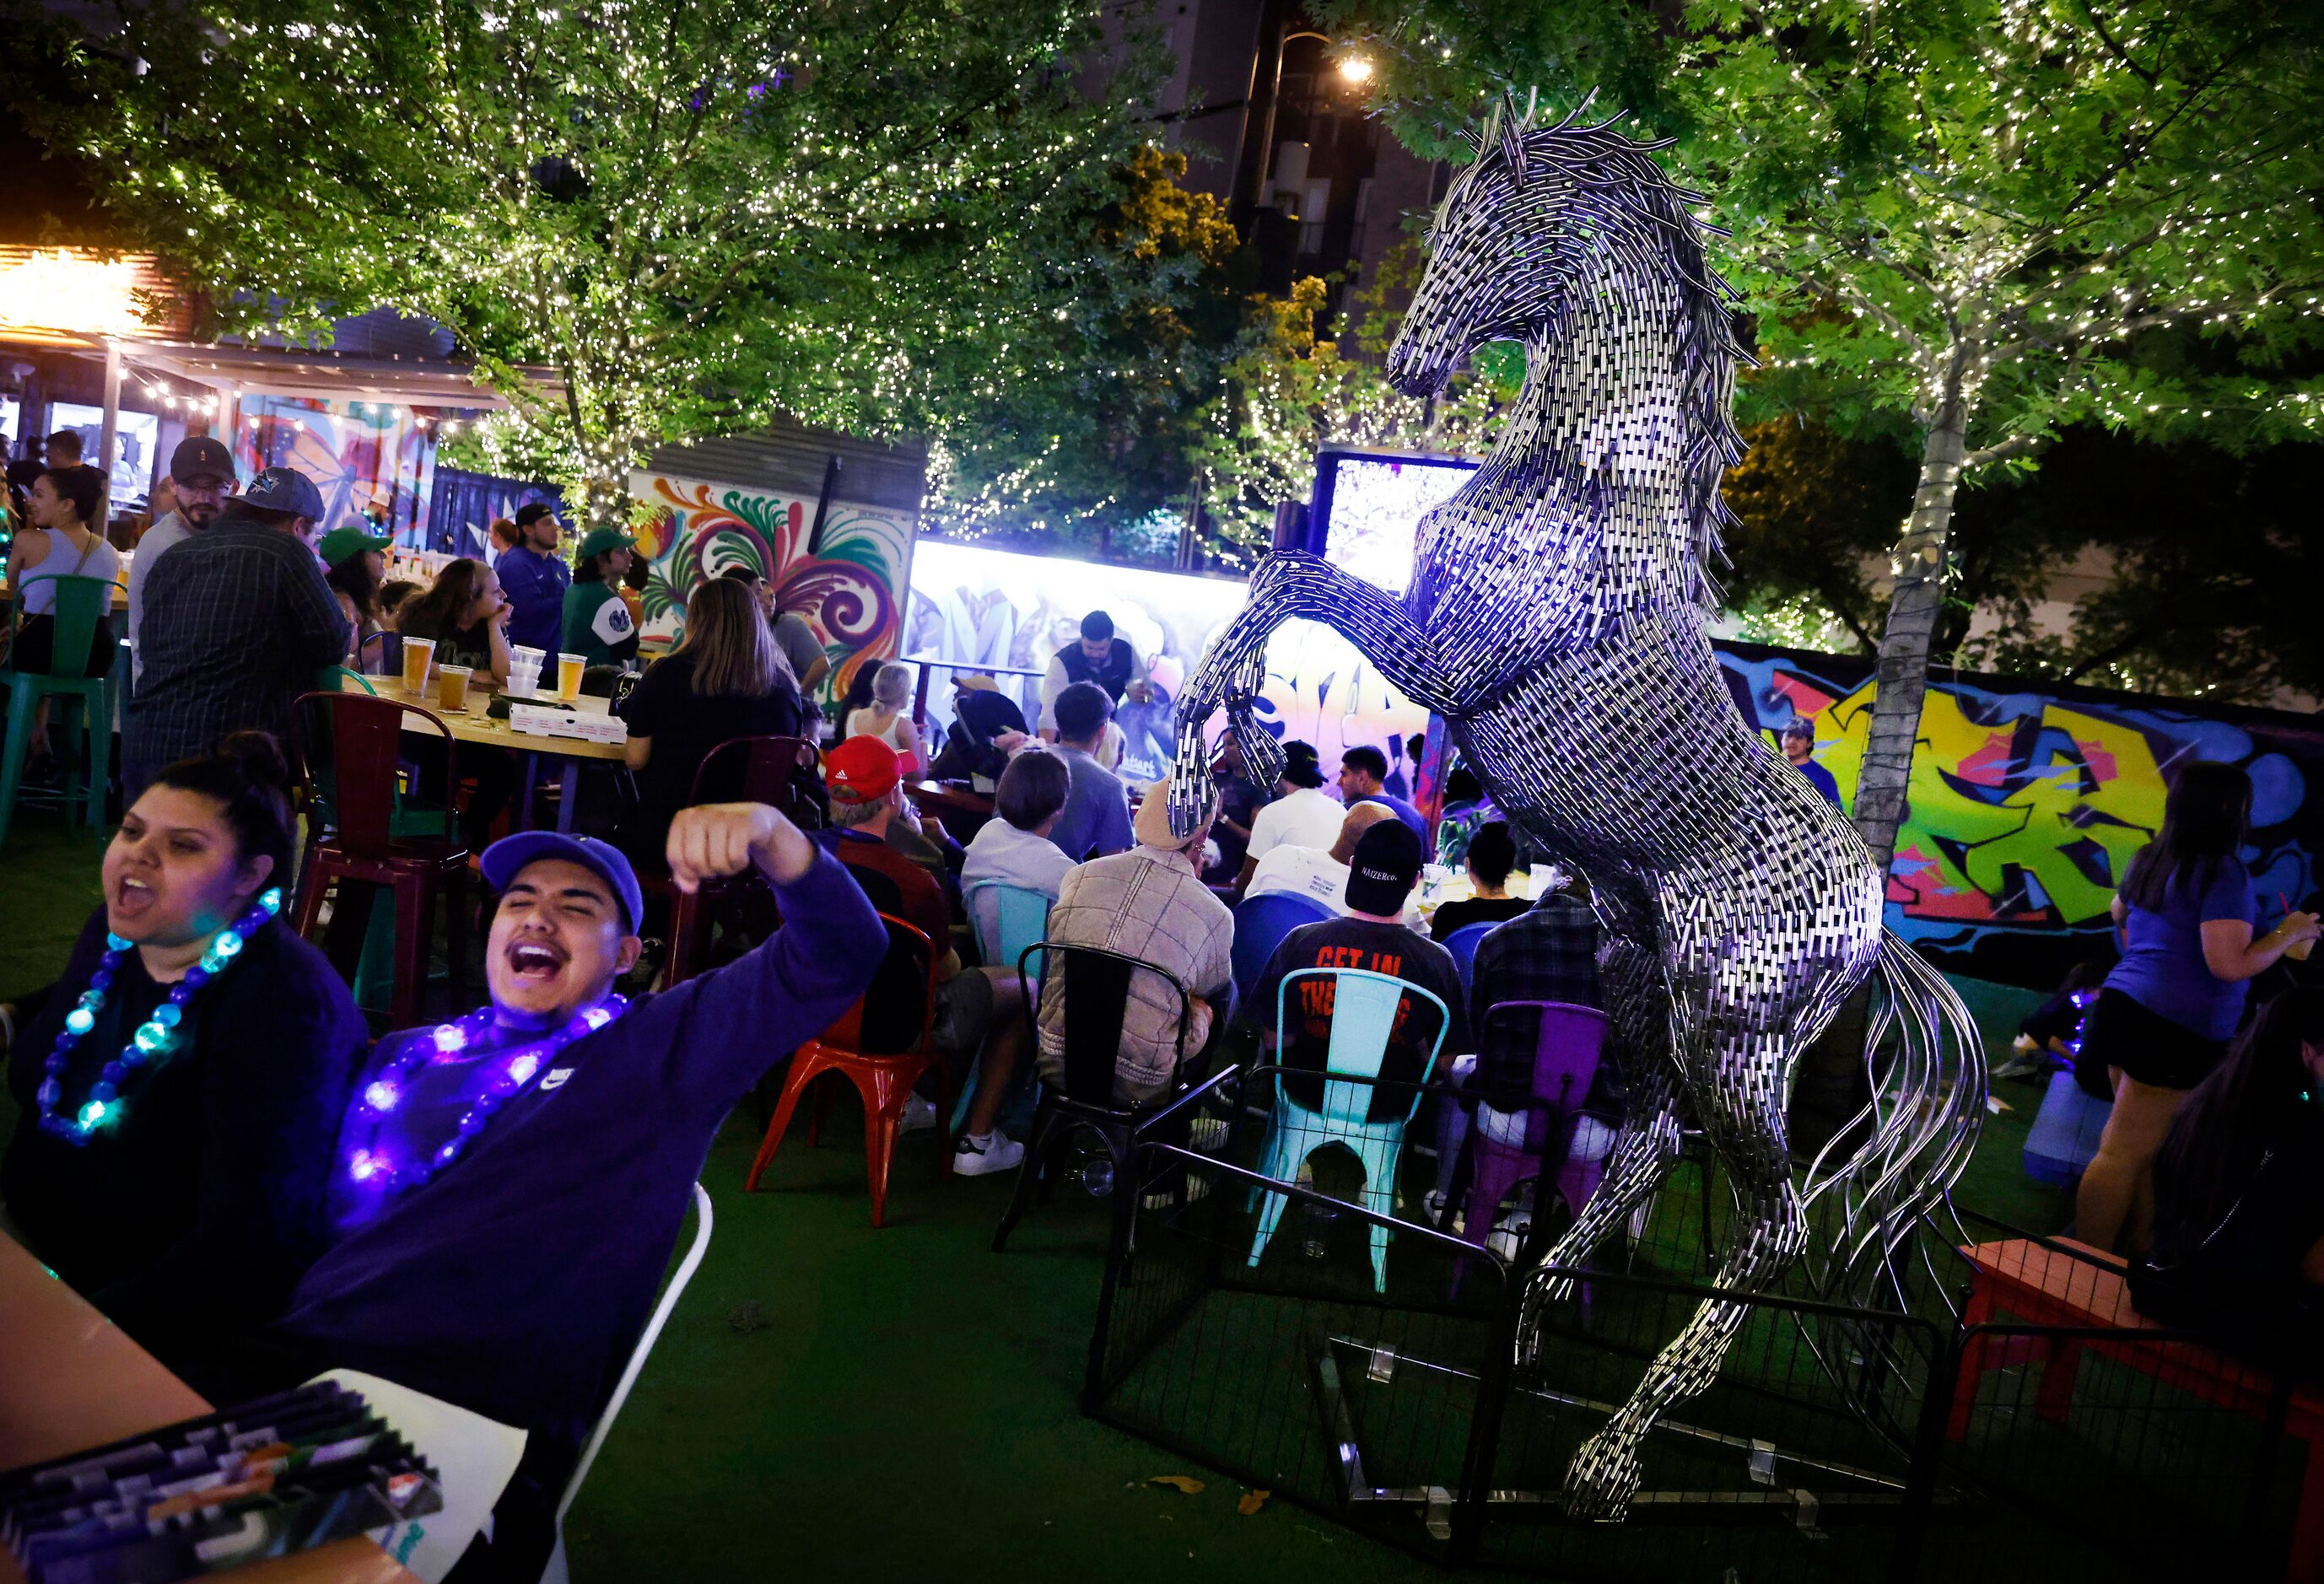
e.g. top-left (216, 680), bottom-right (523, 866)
top-left (0, 809), bottom-right (2077, 1581)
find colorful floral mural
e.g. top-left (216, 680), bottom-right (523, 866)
top-left (628, 471), bottom-right (912, 703)
top-left (235, 395), bottom-right (441, 545)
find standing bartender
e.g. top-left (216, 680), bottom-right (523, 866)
top-left (1038, 609), bottom-right (1145, 741)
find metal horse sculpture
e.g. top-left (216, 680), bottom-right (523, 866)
top-left (1168, 99), bottom-right (1986, 1517)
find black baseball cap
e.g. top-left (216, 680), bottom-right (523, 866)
top-left (1280, 740), bottom-right (1325, 789)
top-left (170, 435), bottom-right (236, 488)
top-left (1345, 819), bottom-right (1423, 916)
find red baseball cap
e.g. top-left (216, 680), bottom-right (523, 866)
top-left (827, 734), bottom-right (902, 803)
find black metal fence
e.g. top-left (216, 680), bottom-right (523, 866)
top-left (1079, 1085), bottom-right (2321, 1583)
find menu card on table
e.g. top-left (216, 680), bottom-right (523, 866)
top-left (0, 1382), bottom-right (442, 1583)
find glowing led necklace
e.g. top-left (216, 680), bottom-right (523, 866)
top-left (38, 887), bottom-right (283, 1145)
top-left (341, 994), bottom-right (628, 1198)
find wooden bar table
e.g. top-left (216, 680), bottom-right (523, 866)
top-left (0, 1234), bottom-right (420, 1583)
top-left (341, 673), bottom-right (628, 834)
top-left (903, 778), bottom-right (995, 844)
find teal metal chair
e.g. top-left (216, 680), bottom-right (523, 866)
top-left (952, 880), bottom-right (1054, 1130)
top-left (1, 574), bottom-right (117, 846)
top-left (1247, 967), bottom-right (1452, 1291)
top-left (964, 881), bottom-right (1053, 974)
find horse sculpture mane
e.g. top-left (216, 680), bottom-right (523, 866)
top-left (1428, 95), bottom-right (1749, 609)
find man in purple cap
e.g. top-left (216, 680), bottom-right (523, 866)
top-left (124, 464), bottom-right (347, 798)
top-left (201, 804), bottom-right (882, 1578)
top-left (127, 434), bottom-right (237, 686)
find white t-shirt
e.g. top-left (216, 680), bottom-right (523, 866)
top-left (960, 819), bottom-right (1076, 954)
top-left (1246, 842), bottom-right (1425, 929)
top-left (127, 514), bottom-right (194, 683)
top-left (1244, 785), bottom-right (1345, 865)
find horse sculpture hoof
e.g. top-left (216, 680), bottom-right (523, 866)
top-left (1561, 1432), bottom-right (1642, 1522)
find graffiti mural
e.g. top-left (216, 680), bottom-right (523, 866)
top-left (627, 471), bottom-right (911, 704)
top-left (1719, 640), bottom-right (2321, 988)
top-left (235, 395), bottom-right (440, 546)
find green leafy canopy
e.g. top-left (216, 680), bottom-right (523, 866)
top-left (1318, 0), bottom-right (2324, 467)
top-left (49, 0), bottom-right (1171, 521)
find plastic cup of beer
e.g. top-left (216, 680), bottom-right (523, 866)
top-left (436, 664), bottom-right (474, 712)
top-left (401, 636), bottom-right (435, 693)
top-left (2289, 934), bottom-right (2316, 962)
top-left (558, 652), bottom-right (585, 702)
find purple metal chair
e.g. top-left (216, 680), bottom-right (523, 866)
top-left (1458, 1000), bottom-right (1610, 1253)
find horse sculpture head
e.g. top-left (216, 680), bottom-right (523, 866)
top-left (1387, 93), bottom-right (1750, 605)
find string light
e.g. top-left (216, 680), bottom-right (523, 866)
top-left (39, 888), bottom-right (283, 1144)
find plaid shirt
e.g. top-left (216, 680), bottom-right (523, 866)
top-left (1468, 889), bottom-right (1605, 1113)
top-left (126, 512), bottom-right (349, 770)
top-left (1038, 844), bottom-right (1234, 1104)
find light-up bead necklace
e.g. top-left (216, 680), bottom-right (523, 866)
top-left (38, 887), bottom-right (284, 1145)
top-left (339, 994), bottom-right (628, 1199)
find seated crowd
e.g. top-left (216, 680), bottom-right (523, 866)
top-left (28, 493), bottom-right (2318, 1578)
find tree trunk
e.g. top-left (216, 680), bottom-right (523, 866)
top-left (1852, 401), bottom-right (1968, 874)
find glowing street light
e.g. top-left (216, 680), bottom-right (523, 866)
top-left (1336, 54), bottom-right (1375, 85)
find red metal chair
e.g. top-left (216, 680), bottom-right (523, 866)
top-left (287, 690), bottom-right (470, 1031)
top-left (744, 912), bottom-right (951, 1228)
top-left (638, 735), bottom-right (820, 984)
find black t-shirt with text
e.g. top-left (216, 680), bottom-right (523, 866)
top-left (1254, 918), bottom-right (1470, 1123)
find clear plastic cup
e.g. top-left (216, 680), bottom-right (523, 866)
top-left (558, 652), bottom-right (585, 702)
top-left (437, 664), bottom-right (473, 712)
top-left (507, 664), bottom-right (539, 700)
top-left (400, 636), bottom-right (435, 692)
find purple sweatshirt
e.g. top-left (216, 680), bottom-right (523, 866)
top-left (268, 849), bottom-right (881, 1437)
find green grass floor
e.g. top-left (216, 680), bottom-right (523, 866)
top-left (0, 813), bottom-right (2072, 1581)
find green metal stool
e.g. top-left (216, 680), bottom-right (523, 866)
top-left (1, 574), bottom-right (118, 846)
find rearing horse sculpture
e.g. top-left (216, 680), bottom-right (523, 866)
top-left (1168, 98), bottom-right (1986, 1517)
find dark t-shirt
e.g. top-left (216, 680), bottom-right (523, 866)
top-left (1429, 896), bottom-right (1532, 941)
top-left (615, 652), bottom-right (810, 843)
top-left (1254, 918), bottom-right (1469, 1123)
top-left (823, 828), bottom-right (954, 1053)
top-left (2149, 1102), bottom-right (2324, 1313)
top-left (3, 912), bottom-right (367, 1368)
top-left (396, 607), bottom-right (496, 673)
top-left (1207, 771), bottom-right (1269, 883)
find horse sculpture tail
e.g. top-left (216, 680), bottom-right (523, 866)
top-left (1799, 929), bottom-right (1988, 1319)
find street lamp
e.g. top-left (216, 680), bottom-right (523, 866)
top-left (1336, 54), bottom-right (1374, 85)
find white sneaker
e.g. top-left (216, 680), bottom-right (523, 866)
top-left (900, 1095), bottom-right (938, 1134)
top-left (953, 1131), bottom-right (1025, 1176)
